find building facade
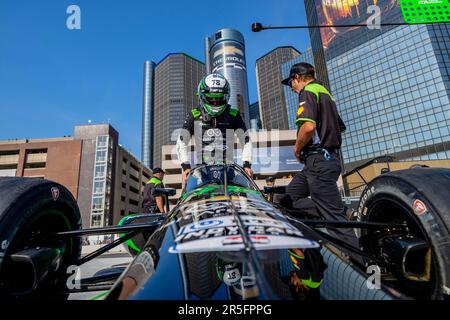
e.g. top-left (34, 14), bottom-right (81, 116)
top-left (141, 60), bottom-right (156, 169)
top-left (305, 0), bottom-right (450, 171)
top-left (281, 48), bottom-right (316, 129)
top-left (249, 101), bottom-right (261, 130)
top-left (256, 46), bottom-right (301, 130)
top-left (205, 28), bottom-right (250, 126)
top-left (113, 146), bottom-right (151, 225)
top-left (0, 124), bottom-right (151, 230)
top-left (152, 53), bottom-right (205, 167)
top-left (74, 124), bottom-right (118, 229)
top-left (0, 138), bottom-right (82, 197)
top-left (304, 0), bottom-right (331, 88)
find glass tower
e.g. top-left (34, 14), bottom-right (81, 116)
top-left (152, 53), bottom-right (205, 167)
top-left (206, 29), bottom-right (251, 127)
top-left (305, 0), bottom-right (450, 170)
top-left (141, 60), bottom-right (155, 169)
top-left (256, 46), bottom-right (301, 130)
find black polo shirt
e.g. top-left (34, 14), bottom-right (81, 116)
top-left (295, 81), bottom-right (344, 152)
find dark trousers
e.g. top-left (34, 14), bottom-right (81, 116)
top-left (281, 151), bottom-right (359, 249)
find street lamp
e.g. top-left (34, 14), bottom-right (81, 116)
top-left (251, 21), bottom-right (409, 32)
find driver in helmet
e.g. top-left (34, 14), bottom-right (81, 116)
top-left (176, 73), bottom-right (253, 183)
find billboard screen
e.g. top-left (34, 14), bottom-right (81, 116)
top-left (316, 0), bottom-right (402, 51)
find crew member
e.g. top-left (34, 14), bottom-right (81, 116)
top-left (142, 168), bottom-right (165, 214)
top-left (265, 177), bottom-right (275, 187)
top-left (176, 73), bottom-right (253, 183)
top-left (280, 62), bottom-right (358, 248)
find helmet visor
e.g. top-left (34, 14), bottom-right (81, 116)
top-left (204, 93), bottom-right (228, 107)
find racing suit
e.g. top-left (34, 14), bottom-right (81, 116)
top-left (176, 105), bottom-right (252, 170)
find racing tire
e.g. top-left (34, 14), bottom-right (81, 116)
top-left (186, 252), bottom-right (221, 299)
top-left (0, 177), bottom-right (82, 300)
top-left (357, 167), bottom-right (450, 299)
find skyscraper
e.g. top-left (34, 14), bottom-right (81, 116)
top-left (141, 60), bottom-right (156, 169)
top-left (281, 48), bottom-right (315, 129)
top-left (152, 53), bottom-right (205, 167)
top-left (256, 46), bottom-right (301, 130)
top-left (205, 28), bottom-right (250, 126)
top-left (248, 101), bottom-right (261, 130)
top-left (305, 0), bottom-right (450, 170)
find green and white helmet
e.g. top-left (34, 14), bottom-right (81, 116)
top-left (198, 73), bottom-right (230, 117)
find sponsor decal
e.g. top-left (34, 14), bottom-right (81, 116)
top-left (213, 46), bottom-right (244, 58)
top-left (183, 219), bottom-right (224, 233)
top-left (166, 198), bottom-right (286, 233)
top-left (211, 41), bottom-right (246, 71)
top-left (418, 0), bottom-right (443, 4)
top-left (51, 187), bottom-right (60, 201)
top-left (169, 215), bottom-right (319, 253)
top-left (204, 74), bottom-right (227, 87)
top-left (358, 186), bottom-right (376, 215)
top-left (223, 264), bottom-right (241, 286)
top-left (223, 235), bottom-right (270, 245)
top-left (297, 102), bottom-right (305, 116)
top-left (413, 199), bottom-right (428, 216)
top-left (206, 128), bottom-right (221, 138)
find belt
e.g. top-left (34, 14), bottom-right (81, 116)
top-left (302, 148), bottom-right (338, 161)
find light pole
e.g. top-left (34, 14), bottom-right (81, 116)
top-left (251, 21), bottom-right (410, 32)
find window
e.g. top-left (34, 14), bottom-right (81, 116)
top-left (97, 135), bottom-right (108, 148)
top-left (96, 150), bottom-right (107, 162)
top-left (91, 214), bottom-right (103, 227)
top-left (92, 197), bottom-right (104, 210)
top-left (93, 181), bottom-right (104, 194)
top-left (95, 165), bottom-right (106, 178)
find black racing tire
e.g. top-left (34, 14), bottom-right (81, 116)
top-left (185, 252), bottom-right (221, 299)
top-left (357, 167), bottom-right (450, 299)
top-left (0, 177), bottom-right (82, 299)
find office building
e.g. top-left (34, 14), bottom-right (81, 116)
top-left (113, 146), bottom-right (151, 225)
top-left (205, 28), bottom-right (250, 126)
top-left (305, 0), bottom-right (450, 171)
top-left (75, 124), bottom-right (119, 229)
top-left (0, 124), bottom-right (151, 230)
top-left (256, 46), bottom-right (301, 130)
top-left (152, 53), bottom-right (205, 167)
top-left (281, 48), bottom-right (315, 129)
top-left (249, 101), bottom-right (262, 130)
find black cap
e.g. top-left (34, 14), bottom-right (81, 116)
top-left (265, 177), bottom-right (274, 183)
top-left (281, 62), bottom-right (315, 86)
top-left (152, 167), bottom-right (165, 174)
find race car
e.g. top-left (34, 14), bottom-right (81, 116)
top-left (0, 162), bottom-right (449, 300)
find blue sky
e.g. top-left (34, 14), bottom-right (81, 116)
top-left (0, 0), bottom-right (311, 158)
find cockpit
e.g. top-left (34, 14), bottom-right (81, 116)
top-left (184, 164), bottom-right (257, 193)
